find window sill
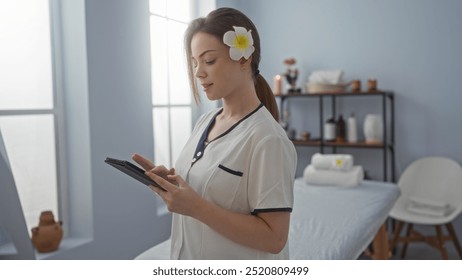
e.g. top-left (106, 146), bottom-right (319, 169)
top-left (36, 237), bottom-right (92, 260)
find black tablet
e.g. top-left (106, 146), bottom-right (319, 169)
top-left (104, 157), bottom-right (165, 191)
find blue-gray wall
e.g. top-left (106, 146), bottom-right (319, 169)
top-left (49, 0), bottom-right (461, 259)
top-left (46, 0), bottom-right (170, 260)
top-left (219, 0), bottom-right (462, 179)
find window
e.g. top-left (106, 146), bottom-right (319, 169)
top-left (0, 0), bottom-right (62, 232)
top-left (149, 0), bottom-right (193, 168)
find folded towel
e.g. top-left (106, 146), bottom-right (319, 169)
top-left (303, 164), bottom-right (364, 187)
top-left (407, 196), bottom-right (453, 217)
top-left (308, 70), bottom-right (345, 85)
top-left (311, 153), bottom-right (354, 171)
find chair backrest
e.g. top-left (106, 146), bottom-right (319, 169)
top-left (398, 157), bottom-right (462, 208)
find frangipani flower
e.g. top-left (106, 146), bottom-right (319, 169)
top-left (223, 26), bottom-right (255, 61)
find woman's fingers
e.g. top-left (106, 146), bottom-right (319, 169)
top-left (132, 153), bottom-right (155, 171)
top-left (145, 171), bottom-right (177, 192)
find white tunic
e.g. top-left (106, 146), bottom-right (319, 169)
top-left (171, 104), bottom-right (297, 259)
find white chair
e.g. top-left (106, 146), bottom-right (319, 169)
top-left (389, 157), bottom-right (462, 259)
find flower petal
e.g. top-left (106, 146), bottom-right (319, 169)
top-left (229, 47), bottom-right (243, 61)
top-left (223, 26), bottom-right (255, 61)
top-left (242, 45), bottom-right (255, 59)
top-left (233, 26), bottom-right (247, 35)
top-left (223, 31), bottom-right (235, 47)
top-left (246, 30), bottom-right (254, 46)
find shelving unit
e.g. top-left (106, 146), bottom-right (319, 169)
top-left (276, 91), bottom-right (395, 182)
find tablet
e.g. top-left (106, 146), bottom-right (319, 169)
top-left (104, 157), bottom-right (165, 191)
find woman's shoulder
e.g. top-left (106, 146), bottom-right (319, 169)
top-left (250, 106), bottom-right (288, 139)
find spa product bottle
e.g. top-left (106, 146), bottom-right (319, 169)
top-left (324, 117), bottom-right (336, 141)
top-left (336, 115), bottom-right (346, 142)
top-left (347, 113), bottom-right (358, 143)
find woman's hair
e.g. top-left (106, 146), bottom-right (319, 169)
top-left (184, 7), bottom-right (279, 121)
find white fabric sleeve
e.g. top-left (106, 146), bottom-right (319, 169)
top-left (248, 135), bottom-right (297, 214)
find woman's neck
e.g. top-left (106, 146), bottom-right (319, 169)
top-left (219, 89), bottom-right (261, 121)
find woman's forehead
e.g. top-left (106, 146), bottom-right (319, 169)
top-left (191, 32), bottom-right (225, 58)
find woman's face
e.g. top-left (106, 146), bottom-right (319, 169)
top-left (191, 32), bottom-right (248, 101)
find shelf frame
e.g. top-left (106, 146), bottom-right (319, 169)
top-left (276, 91), bottom-right (395, 182)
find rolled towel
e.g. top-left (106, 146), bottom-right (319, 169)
top-left (407, 196), bottom-right (453, 217)
top-left (303, 164), bottom-right (364, 187)
top-left (311, 153), bottom-right (354, 171)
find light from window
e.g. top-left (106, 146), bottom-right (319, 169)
top-left (0, 0), bottom-right (58, 233)
top-left (150, 0), bottom-right (193, 168)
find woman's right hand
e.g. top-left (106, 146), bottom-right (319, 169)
top-left (132, 153), bottom-right (175, 181)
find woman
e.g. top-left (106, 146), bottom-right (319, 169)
top-left (133, 7), bottom-right (296, 259)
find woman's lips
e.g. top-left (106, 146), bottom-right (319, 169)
top-left (202, 83), bottom-right (213, 91)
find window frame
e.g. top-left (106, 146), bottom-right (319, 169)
top-left (0, 0), bottom-right (68, 235)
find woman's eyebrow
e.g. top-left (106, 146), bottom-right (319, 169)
top-left (193, 49), bottom-right (217, 59)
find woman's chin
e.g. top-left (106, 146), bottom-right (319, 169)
top-left (205, 92), bottom-right (220, 101)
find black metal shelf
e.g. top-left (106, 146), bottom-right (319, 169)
top-left (276, 90), bottom-right (395, 182)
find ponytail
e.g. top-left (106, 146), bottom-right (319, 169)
top-left (255, 74), bottom-right (279, 121)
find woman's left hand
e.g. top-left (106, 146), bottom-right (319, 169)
top-left (145, 171), bottom-right (204, 217)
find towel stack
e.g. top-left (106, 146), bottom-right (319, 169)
top-left (306, 70), bottom-right (349, 93)
top-left (303, 153), bottom-right (364, 187)
top-left (407, 196), bottom-right (453, 217)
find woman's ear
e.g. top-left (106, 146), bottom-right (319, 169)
top-left (240, 57), bottom-right (252, 70)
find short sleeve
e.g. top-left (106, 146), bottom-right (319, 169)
top-left (248, 135), bottom-right (297, 214)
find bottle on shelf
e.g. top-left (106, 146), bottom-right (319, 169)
top-left (347, 113), bottom-right (358, 143)
top-left (324, 117), bottom-right (336, 142)
top-left (336, 115), bottom-right (346, 142)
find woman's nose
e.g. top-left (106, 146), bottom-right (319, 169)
top-left (195, 64), bottom-right (206, 78)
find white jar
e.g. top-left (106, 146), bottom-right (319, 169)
top-left (363, 114), bottom-right (383, 143)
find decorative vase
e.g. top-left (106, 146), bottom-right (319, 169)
top-left (363, 114), bottom-right (383, 143)
top-left (31, 211), bottom-right (63, 253)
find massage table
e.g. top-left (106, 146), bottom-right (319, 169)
top-left (135, 178), bottom-right (400, 260)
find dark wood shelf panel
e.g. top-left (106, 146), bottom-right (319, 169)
top-left (292, 140), bottom-right (386, 148)
top-left (275, 91), bottom-right (392, 98)
top-left (291, 140), bottom-right (322, 146)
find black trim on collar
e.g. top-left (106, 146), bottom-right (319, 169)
top-left (191, 103), bottom-right (264, 166)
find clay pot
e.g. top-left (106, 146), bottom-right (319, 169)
top-left (31, 211), bottom-right (63, 253)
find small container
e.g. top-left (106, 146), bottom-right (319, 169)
top-left (301, 131), bottom-right (311, 141)
top-left (367, 79), bottom-right (377, 92)
top-left (351, 80), bottom-right (361, 92)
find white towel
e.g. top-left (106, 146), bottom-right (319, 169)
top-left (311, 153), bottom-right (354, 171)
top-left (303, 164), bottom-right (364, 187)
top-left (407, 196), bottom-right (453, 217)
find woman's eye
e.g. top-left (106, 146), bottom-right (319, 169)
top-left (205, 60), bottom-right (215, 65)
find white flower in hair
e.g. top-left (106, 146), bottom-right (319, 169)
top-left (223, 26), bottom-right (255, 61)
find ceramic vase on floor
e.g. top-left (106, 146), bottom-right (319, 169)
top-left (363, 114), bottom-right (383, 143)
top-left (31, 210), bottom-right (63, 253)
